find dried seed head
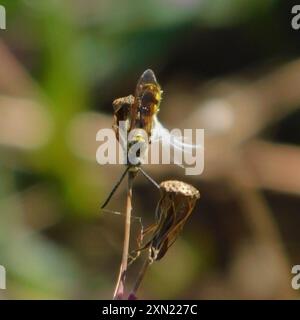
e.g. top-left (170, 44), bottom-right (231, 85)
top-left (139, 180), bottom-right (200, 262)
top-left (159, 180), bottom-right (200, 199)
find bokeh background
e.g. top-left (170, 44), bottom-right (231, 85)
top-left (0, 0), bottom-right (300, 299)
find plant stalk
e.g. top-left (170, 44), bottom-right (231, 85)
top-left (113, 170), bottom-right (135, 299)
top-left (130, 257), bottom-right (150, 297)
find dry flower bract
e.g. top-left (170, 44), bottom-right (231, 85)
top-left (141, 180), bottom-right (200, 261)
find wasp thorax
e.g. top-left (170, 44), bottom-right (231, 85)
top-left (127, 128), bottom-right (149, 166)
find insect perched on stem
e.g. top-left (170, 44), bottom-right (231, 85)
top-left (102, 69), bottom-right (163, 299)
top-left (101, 69), bottom-right (201, 299)
top-left (102, 69), bottom-right (200, 209)
top-left (101, 69), bottom-right (162, 209)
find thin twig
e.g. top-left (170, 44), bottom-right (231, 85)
top-left (113, 170), bottom-right (135, 299)
top-left (100, 207), bottom-right (145, 267)
top-left (130, 257), bottom-right (151, 297)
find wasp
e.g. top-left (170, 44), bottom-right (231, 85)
top-left (102, 69), bottom-right (163, 209)
top-left (112, 69), bottom-right (162, 145)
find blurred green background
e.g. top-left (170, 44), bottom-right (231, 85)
top-left (0, 0), bottom-right (300, 299)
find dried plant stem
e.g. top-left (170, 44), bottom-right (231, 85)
top-left (113, 170), bottom-right (135, 299)
top-left (131, 258), bottom-right (150, 297)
